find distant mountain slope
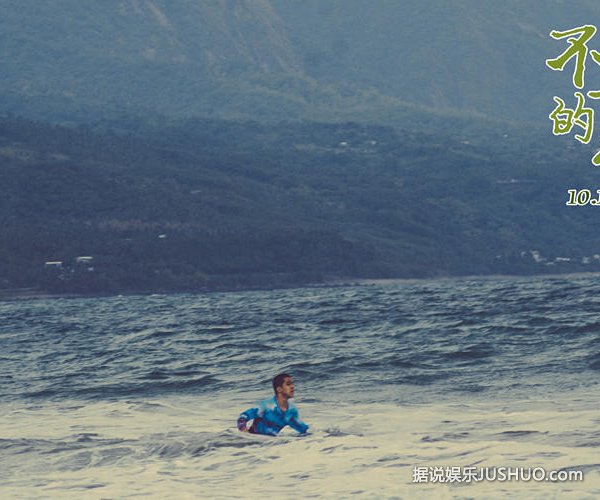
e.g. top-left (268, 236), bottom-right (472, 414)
top-left (2, 115), bottom-right (600, 294)
top-left (3, 1), bottom-right (600, 125)
top-left (0, 0), bottom-right (308, 120)
top-left (272, 0), bottom-right (600, 123)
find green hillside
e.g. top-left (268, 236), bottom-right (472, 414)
top-left (2, 115), bottom-right (600, 294)
top-left (4, 2), bottom-right (600, 294)
top-left (2, 1), bottom-right (600, 125)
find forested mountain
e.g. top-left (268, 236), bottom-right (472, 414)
top-left (2, 1), bottom-right (600, 124)
top-left (2, 2), bottom-right (600, 295)
top-left (272, 0), bottom-right (600, 123)
top-left (2, 116), bottom-right (600, 294)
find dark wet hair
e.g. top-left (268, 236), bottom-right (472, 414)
top-left (272, 373), bottom-right (292, 393)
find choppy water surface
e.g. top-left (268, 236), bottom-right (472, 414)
top-left (2, 275), bottom-right (600, 498)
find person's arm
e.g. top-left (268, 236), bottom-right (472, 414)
top-left (237, 404), bottom-right (263, 432)
top-left (288, 407), bottom-right (309, 434)
top-left (237, 407), bottom-right (258, 431)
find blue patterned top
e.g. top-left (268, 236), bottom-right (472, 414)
top-left (238, 396), bottom-right (309, 436)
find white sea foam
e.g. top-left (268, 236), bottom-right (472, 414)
top-left (2, 388), bottom-right (599, 499)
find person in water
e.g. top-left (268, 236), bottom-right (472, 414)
top-left (237, 373), bottom-right (309, 436)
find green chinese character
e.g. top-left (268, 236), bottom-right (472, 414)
top-left (546, 25), bottom-right (598, 89)
top-left (549, 96), bottom-right (573, 134)
top-left (549, 92), bottom-right (594, 143)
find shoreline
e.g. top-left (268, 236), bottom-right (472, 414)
top-left (2, 270), bottom-right (600, 302)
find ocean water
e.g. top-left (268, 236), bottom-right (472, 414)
top-left (1, 275), bottom-right (600, 498)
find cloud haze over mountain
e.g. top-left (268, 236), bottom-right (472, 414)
top-left (3, 0), bottom-right (600, 124)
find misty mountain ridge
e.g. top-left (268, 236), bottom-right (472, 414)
top-left (3, 0), bottom-right (600, 126)
top-left (4, 2), bottom-right (600, 294)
